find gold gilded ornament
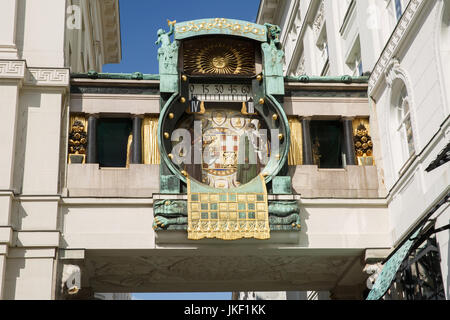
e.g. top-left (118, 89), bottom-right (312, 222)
top-left (180, 97), bottom-right (186, 103)
top-left (272, 114), bottom-right (278, 121)
top-left (183, 38), bottom-right (255, 76)
top-left (164, 132), bottom-right (170, 139)
top-left (169, 113), bottom-right (174, 119)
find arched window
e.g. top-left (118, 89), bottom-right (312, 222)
top-left (390, 81), bottom-right (415, 171)
top-left (396, 87), bottom-right (415, 159)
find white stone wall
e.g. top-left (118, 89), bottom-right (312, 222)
top-left (0, 0), bottom-right (120, 300)
top-left (258, 0), bottom-right (406, 77)
top-left (368, 0), bottom-right (450, 298)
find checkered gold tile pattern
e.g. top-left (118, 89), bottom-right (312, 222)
top-left (187, 178), bottom-right (270, 240)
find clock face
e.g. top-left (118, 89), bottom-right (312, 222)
top-left (172, 104), bottom-right (270, 189)
top-left (158, 35), bottom-right (290, 188)
top-left (189, 83), bottom-right (252, 102)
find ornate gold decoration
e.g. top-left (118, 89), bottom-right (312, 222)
top-left (258, 98), bottom-right (265, 105)
top-left (168, 153), bottom-right (174, 160)
top-left (272, 114), bottom-right (278, 121)
top-left (180, 97), bottom-right (186, 103)
top-left (176, 18), bottom-right (266, 37)
top-left (181, 75), bottom-right (187, 81)
top-left (256, 74), bottom-right (263, 82)
top-left (142, 116), bottom-right (161, 165)
top-left (353, 121), bottom-right (374, 165)
top-left (187, 175), bottom-right (270, 240)
top-left (278, 133), bottom-right (284, 140)
top-left (183, 38), bottom-right (255, 76)
top-left (240, 101), bottom-right (257, 115)
top-left (288, 117), bottom-right (303, 166)
top-left (167, 19), bottom-right (176, 26)
top-left (68, 119), bottom-right (87, 163)
top-left (168, 113), bottom-right (174, 119)
top-left (164, 132), bottom-right (170, 139)
top-left (181, 170), bottom-right (188, 177)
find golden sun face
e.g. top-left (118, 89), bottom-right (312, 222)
top-left (183, 38), bottom-right (255, 76)
top-left (212, 56), bottom-right (227, 69)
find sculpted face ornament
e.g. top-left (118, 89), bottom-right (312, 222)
top-left (212, 56), bottom-right (228, 69)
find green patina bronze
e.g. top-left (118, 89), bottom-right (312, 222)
top-left (153, 18), bottom-right (301, 235)
top-left (69, 73), bottom-right (368, 84)
top-left (262, 24), bottom-right (285, 96)
top-left (156, 22), bottom-right (179, 93)
top-left (153, 199), bottom-right (301, 231)
top-left (271, 176), bottom-right (292, 194)
top-left (71, 71), bottom-right (160, 80)
top-left (366, 229), bottom-right (421, 300)
top-left (285, 75), bottom-right (370, 83)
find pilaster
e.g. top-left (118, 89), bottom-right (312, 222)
top-left (301, 117), bottom-right (313, 165)
top-left (131, 115), bottom-right (143, 164)
top-left (0, 227), bottom-right (12, 300)
top-left (86, 114), bottom-right (99, 164)
top-left (0, 0), bottom-right (19, 59)
top-left (342, 117), bottom-right (356, 166)
top-left (0, 60), bottom-right (25, 193)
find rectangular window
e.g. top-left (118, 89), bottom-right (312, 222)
top-left (310, 121), bottom-right (344, 169)
top-left (97, 118), bottom-right (132, 167)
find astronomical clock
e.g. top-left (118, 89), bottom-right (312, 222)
top-left (154, 18), bottom-right (300, 240)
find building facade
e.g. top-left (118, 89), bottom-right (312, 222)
top-left (0, 0), bottom-right (120, 300)
top-left (0, 0), bottom-right (447, 301)
top-left (245, 0), bottom-right (450, 300)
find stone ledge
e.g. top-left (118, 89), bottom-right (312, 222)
top-left (0, 227), bottom-right (13, 244)
top-left (13, 231), bottom-right (60, 247)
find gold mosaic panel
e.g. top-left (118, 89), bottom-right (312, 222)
top-left (187, 187), bottom-right (269, 240)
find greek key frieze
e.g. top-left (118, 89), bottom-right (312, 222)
top-left (25, 68), bottom-right (70, 87)
top-left (0, 60), bottom-right (26, 79)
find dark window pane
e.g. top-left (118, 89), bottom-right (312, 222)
top-left (310, 120), bottom-right (343, 168)
top-left (97, 118), bottom-right (132, 167)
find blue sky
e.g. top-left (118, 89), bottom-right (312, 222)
top-left (103, 0), bottom-right (261, 74)
top-left (104, 0), bottom-right (260, 300)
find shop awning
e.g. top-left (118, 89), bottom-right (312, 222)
top-left (366, 228), bottom-right (420, 300)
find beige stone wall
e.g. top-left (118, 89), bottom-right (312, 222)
top-left (67, 164), bottom-right (160, 197)
top-left (290, 165), bottom-right (381, 198)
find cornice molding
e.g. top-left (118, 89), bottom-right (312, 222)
top-left (25, 68), bottom-right (70, 87)
top-left (255, 0), bottom-right (283, 25)
top-left (368, 0), bottom-right (426, 96)
top-left (0, 60), bottom-right (26, 80)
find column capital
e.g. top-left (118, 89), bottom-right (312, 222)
top-left (342, 116), bottom-right (355, 121)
